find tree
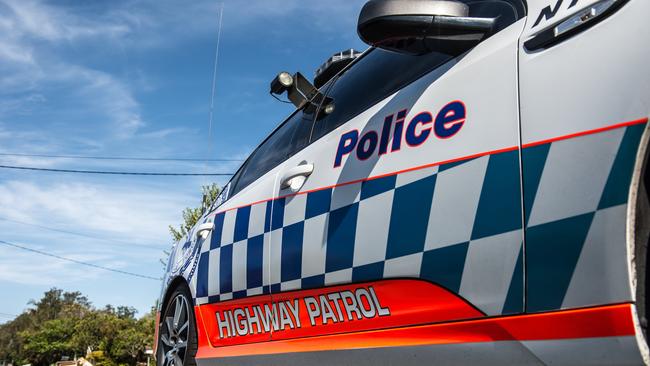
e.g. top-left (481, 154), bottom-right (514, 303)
top-left (0, 313), bottom-right (35, 365)
top-left (20, 318), bottom-right (77, 366)
top-left (0, 288), bottom-right (156, 366)
top-left (168, 183), bottom-right (221, 242)
top-left (28, 289), bottom-right (90, 323)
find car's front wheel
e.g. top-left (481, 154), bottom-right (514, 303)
top-left (157, 285), bottom-right (198, 366)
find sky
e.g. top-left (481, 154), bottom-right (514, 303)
top-left (0, 0), bottom-right (367, 321)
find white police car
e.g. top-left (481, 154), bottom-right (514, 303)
top-left (156, 0), bottom-right (650, 364)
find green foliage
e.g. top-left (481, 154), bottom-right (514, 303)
top-left (20, 318), bottom-right (77, 366)
top-left (0, 288), bottom-right (155, 366)
top-left (168, 183), bottom-right (221, 242)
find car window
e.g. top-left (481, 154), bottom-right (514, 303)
top-left (229, 109), bottom-right (315, 197)
top-left (309, 0), bottom-right (525, 142)
top-left (309, 49), bottom-right (455, 142)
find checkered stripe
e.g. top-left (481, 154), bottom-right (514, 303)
top-left (193, 123), bottom-right (645, 315)
top-left (195, 147), bottom-right (525, 316)
top-left (523, 123), bottom-right (646, 313)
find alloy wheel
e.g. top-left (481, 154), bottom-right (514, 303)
top-left (159, 294), bottom-right (190, 366)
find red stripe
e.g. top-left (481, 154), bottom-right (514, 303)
top-left (195, 303), bottom-right (636, 359)
top-left (522, 118), bottom-right (649, 149)
top-left (277, 145), bottom-right (519, 201)
top-left (212, 117), bottom-right (648, 215)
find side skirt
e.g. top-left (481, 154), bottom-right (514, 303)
top-left (196, 303), bottom-right (640, 363)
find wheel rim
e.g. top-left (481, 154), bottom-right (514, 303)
top-left (160, 294), bottom-right (190, 366)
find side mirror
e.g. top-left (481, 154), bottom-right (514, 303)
top-left (357, 0), bottom-right (495, 55)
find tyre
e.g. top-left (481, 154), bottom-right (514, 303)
top-left (634, 135), bottom-right (650, 357)
top-left (157, 284), bottom-right (198, 366)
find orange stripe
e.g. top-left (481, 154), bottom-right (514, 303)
top-left (211, 117), bottom-right (648, 216)
top-left (195, 303), bottom-right (636, 359)
top-left (153, 311), bottom-right (161, 356)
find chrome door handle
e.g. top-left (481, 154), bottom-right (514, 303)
top-left (281, 163), bottom-right (314, 191)
top-left (195, 222), bottom-right (214, 240)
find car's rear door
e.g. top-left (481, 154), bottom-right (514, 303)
top-left (265, 5), bottom-right (527, 342)
top-left (193, 108), bottom-right (315, 348)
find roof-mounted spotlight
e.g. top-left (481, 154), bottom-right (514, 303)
top-left (270, 71), bottom-right (294, 95)
top-left (270, 71), bottom-right (324, 111)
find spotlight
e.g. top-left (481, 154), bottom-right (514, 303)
top-left (270, 71), bottom-right (294, 95)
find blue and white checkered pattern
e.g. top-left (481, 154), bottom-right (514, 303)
top-left (523, 123), bottom-right (646, 313)
top-left (194, 122), bottom-right (646, 316)
top-left (195, 148), bottom-right (525, 316)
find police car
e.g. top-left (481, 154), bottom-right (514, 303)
top-left (156, 0), bottom-right (650, 364)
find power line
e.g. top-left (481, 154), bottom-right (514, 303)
top-left (0, 216), bottom-right (166, 251)
top-left (0, 239), bottom-right (161, 281)
top-left (0, 164), bottom-right (234, 176)
top-left (0, 152), bottom-right (243, 162)
top-left (0, 312), bottom-right (16, 318)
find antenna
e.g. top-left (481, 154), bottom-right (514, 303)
top-left (205, 3), bottom-right (225, 182)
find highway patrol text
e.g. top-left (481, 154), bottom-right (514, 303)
top-left (215, 286), bottom-right (390, 339)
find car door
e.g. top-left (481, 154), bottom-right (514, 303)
top-left (193, 108), bottom-right (315, 347)
top-left (265, 1), bottom-right (527, 342)
top-left (519, 0), bottom-right (649, 313)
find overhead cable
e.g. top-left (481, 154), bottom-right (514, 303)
top-left (0, 164), bottom-right (233, 176)
top-left (0, 217), bottom-right (166, 251)
top-left (0, 152), bottom-right (242, 162)
top-left (0, 239), bottom-right (161, 281)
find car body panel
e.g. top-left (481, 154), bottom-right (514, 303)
top-left (195, 303), bottom-right (639, 364)
top-left (194, 336), bottom-right (644, 366)
top-left (519, 0), bottom-right (650, 313)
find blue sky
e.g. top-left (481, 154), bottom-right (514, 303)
top-left (0, 0), bottom-right (367, 320)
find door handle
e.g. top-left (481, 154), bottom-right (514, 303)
top-left (281, 163), bottom-right (314, 191)
top-left (195, 222), bottom-right (214, 240)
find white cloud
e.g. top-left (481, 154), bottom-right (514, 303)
top-left (1, 0), bottom-right (131, 42)
top-left (0, 0), bottom-right (145, 138)
top-left (0, 177), bottom-right (194, 285)
top-left (0, 64), bottom-right (145, 139)
top-left (139, 127), bottom-right (189, 139)
top-left (0, 180), bottom-right (191, 242)
top-left (0, 40), bottom-right (33, 64)
top-left (0, 247), bottom-right (110, 285)
top-left (61, 65), bottom-right (146, 138)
